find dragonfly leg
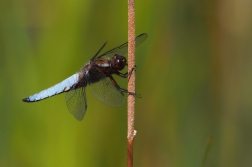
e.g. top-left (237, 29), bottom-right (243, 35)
top-left (127, 65), bottom-right (137, 80)
top-left (109, 75), bottom-right (141, 98)
top-left (115, 71), bottom-right (128, 78)
top-left (114, 65), bottom-right (137, 79)
top-left (119, 87), bottom-right (142, 98)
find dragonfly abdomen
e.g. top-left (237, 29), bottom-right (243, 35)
top-left (22, 74), bottom-right (79, 102)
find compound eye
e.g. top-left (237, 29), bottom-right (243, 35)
top-left (114, 55), bottom-right (126, 70)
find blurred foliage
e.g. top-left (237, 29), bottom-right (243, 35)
top-left (1, 0), bottom-right (252, 166)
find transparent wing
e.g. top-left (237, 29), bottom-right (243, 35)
top-left (87, 67), bottom-right (124, 107)
top-left (65, 87), bottom-right (87, 121)
top-left (98, 33), bottom-right (148, 59)
top-left (89, 78), bottom-right (124, 107)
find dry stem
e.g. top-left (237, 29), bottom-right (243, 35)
top-left (127, 0), bottom-right (135, 166)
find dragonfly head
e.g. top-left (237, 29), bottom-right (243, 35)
top-left (112, 54), bottom-right (127, 71)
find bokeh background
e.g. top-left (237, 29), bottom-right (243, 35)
top-left (1, 0), bottom-right (252, 166)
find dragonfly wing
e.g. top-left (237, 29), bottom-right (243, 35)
top-left (98, 33), bottom-right (148, 58)
top-left (66, 87), bottom-right (87, 121)
top-left (23, 74), bottom-right (79, 102)
top-left (87, 67), bottom-right (124, 107)
top-left (89, 77), bottom-right (124, 107)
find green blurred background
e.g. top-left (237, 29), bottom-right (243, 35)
top-left (1, 0), bottom-right (252, 166)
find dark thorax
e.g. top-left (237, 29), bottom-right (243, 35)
top-left (95, 57), bottom-right (114, 76)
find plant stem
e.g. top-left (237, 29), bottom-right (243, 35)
top-left (127, 0), bottom-right (135, 167)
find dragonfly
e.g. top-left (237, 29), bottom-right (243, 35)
top-left (22, 33), bottom-right (148, 121)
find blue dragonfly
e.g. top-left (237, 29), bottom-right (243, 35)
top-left (22, 33), bottom-right (148, 121)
